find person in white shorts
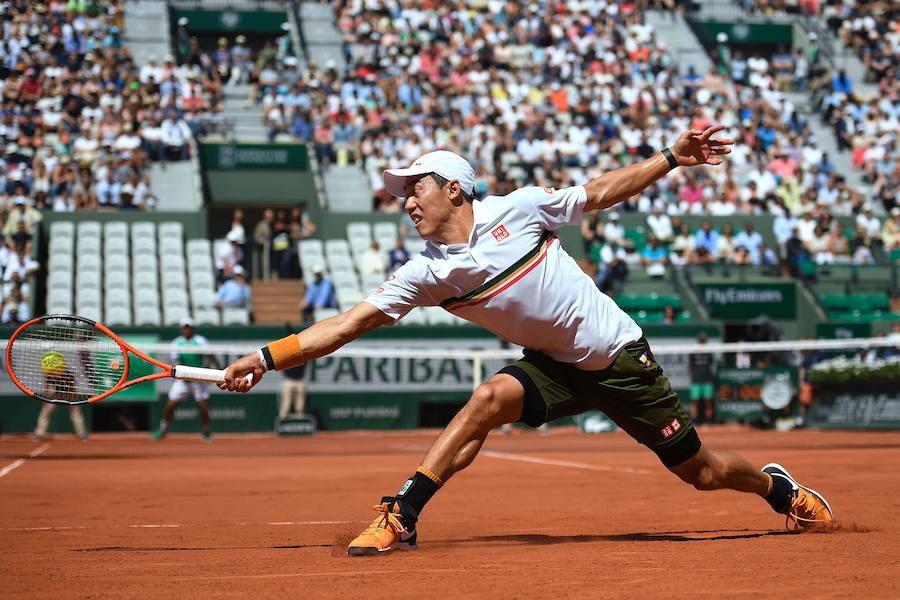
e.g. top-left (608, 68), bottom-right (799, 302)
top-left (219, 126), bottom-right (834, 555)
top-left (152, 318), bottom-right (213, 442)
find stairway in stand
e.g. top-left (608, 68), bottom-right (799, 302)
top-left (252, 280), bottom-right (305, 325)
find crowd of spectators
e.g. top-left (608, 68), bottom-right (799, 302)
top-left (0, 2), bottom-right (226, 220)
top-left (247, 0), bottom-right (880, 224)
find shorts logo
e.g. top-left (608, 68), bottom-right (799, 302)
top-left (543, 187), bottom-right (555, 194)
top-left (376, 286), bottom-right (385, 293)
top-left (662, 418), bottom-right (681, 439)
top-left (638, 353), bottom-right (651, 367)
top-left (491, 224), bottom-right (510, 243)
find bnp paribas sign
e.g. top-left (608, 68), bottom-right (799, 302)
top-left (204, 143), bottom-right (309, 171)
top-left (696, 283), bottom-right (797, 319)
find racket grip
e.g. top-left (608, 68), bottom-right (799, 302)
top-left (174, 365), bottom-right (254, 385)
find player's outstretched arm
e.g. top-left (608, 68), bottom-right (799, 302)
top-left (583, 124), bottom-right (733, 212)
top-left (218, 302), bottom-right (394, 392)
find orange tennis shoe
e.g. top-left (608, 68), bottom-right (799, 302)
top-left (762, 463), bottom-right (834, 529)
top-left (347, 497), bottom-right (417, 556)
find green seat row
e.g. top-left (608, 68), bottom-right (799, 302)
top-left (820, 293), bottom-right (890, 311)
top-left (616, 293), bottom-right (683, 311)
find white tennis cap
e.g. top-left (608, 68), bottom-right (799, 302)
top-left (179, 317), bottom-right (194, 327)
top-left (383, 151), bottom-right (475, 198)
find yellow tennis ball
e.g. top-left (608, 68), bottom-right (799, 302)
top-left (41, 351), bottom-right (66, 376)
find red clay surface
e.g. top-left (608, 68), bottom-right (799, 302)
top-left (1, 427), bottom-right (899, 599)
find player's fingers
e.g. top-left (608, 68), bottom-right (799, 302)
top-left (708, 137), bottom-right (734, 146)
top-left (707, 158), bottom-right (724, 165)
top-left (700, 124), bottom-right (725, 140)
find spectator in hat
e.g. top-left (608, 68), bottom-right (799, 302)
top-left (161, 112), bottom-right (192, 161)
top-left (215, 265), bottom-right (252, 309)
top-left (301, 265), bottom-right (336, 325)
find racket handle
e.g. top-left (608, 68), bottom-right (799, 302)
top-left (173, 365), bottom-right (254, 385)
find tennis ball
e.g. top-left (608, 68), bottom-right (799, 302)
top-left (41, 351), bottom-right (66, 376)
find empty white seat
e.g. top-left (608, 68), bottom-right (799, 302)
top-left (158, 222), bottom-right (184, 242)
top-left (78, 305), bottom-right (102, 322)
top-left (193, 307), bottom-right (220, 326)
top-left (105, 288), bottom-right (131, 308)
top-left (186, 239), bottom-right (211, 255)
top-left (191, 288), bottom-right (216, 308)
top-left (331, 270), bottom-right (358, 288)
top-left (189, 270), bottom-right (215, 288)
top-left (361, 272), bottom-right (385, 292)
top-left (163, 289), bottom-right (189, 306)
top-left (49, 237), bottom-right (73, 253)
top-left (325, 239), bottom-right (351, 258)
top-left (132, 237), bottom-right (156, 254)
top-left (77, 221), bottom-right (101, 238)
top-left (47, 297), bottom-right (73, 315)
top-left (327, 254), bottom-right (354, 271)
top-left (312, 307), bottom-right (340, 322)
top-left (336, 288), bottom-right (363, 308)
top-left (134, 307), bottom-right (160, 326)
top-left (103, 221), bottom-right (128, 240)
top-left (131, 222), bottom-right (155, 240)
top-left (222, 307), bottom-right (250, 325)
top-left (133, 271), bottom-right (158, 289)
top-left (347, 222), bottom-right (372, 243)
top-left (104, 237), bottom-right (128, 255)
top-left (105, 253), bottom-right (129, 271)
top-left (159, 239), bottom-right (183, 256)
top-left (399, 308), bottom-right (427, 326)
top-left (49, 254), bottom-right (74, 272)
top-left (47, 287), bottom-right (71, 306)
top-left (76, 271), bottom-right (101, 288)
top-left (423, 306), bottom-right (456, 325)
top-left (78, 254), bottom-right (101, 272)
top-left (48, 271), bottom-right (73, 290)
top-left (50, 221), bottom-right (75, 238)
top-left (163, 306), bottom-right (190, 326)
top-left (134, 292), bottom-right (160, 309)
top-left (105, 306), bottom-right (131, 326)
top-left (348, 237), bottom-right (370, 258)
top-left (299, 239), bottom-right (324, 258)
top-left (133, 253), bottom-right (157, 271)
top-left (105, 275), bottom-right (130, 291)
top-left (76, 237), bottom-right (101, 254)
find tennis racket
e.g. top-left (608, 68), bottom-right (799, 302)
top-left (5, 315), bottom-right (248, 405)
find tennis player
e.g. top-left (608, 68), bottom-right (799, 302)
top-left (152, 318), bottom-right (213, 442)
top-left (219, 125), bottom-right (833, 555)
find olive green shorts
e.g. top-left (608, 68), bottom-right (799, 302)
top-left (498, 337), bottom-right (701, 467)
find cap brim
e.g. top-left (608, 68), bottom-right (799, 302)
top-left (383, 167), bottom-right (430, 198)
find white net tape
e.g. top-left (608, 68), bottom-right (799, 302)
top-left (1, 336), bottom-right (897, 396)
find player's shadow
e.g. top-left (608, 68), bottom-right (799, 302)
top-left (467, 529), bottom-right (798, 545)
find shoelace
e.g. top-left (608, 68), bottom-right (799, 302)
top-left (786, 489), bottom-right (829, 530)
top-left (360, 502), bottom-right (407, 536)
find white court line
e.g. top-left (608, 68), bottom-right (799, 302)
top-left (1, 520), bottom-right (363, 532)
top-left (480, 449), bottom-right (656, 476)
top-left (0, 443), bottom-right (50, 480)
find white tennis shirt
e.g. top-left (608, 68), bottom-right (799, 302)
top-left (364, 185), bottom-right (643, 370)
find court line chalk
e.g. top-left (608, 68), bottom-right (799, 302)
top-left (0, 443), bottom-right (50, 480)
top-left (480, 449), bottom-right (657, 476)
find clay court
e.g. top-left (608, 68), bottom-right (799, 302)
top-left (1, 427), bottom-right (898, 599)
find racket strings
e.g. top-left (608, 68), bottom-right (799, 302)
top-left (9, 317), bottom-right (126, 404)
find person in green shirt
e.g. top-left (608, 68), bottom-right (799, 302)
top-left (152, 318), bottom-right (214, 442)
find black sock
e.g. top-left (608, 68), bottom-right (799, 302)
top-left (396, 471), bottom-right (440, 517)
top-left (764, 473), bottom-right (794, 514)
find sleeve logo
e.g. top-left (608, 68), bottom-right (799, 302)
top-left (491, 224), bottom-right (510, 243)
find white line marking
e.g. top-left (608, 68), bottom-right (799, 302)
top-left (0, 444), bottom-right (49, 479)
top-left (480, 449), bottom-right (656, 476)
top-left (177, 568), bottom-right (472, 581)
top-left (1, 520), bottom-right (366, 532)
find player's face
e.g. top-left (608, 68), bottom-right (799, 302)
top-left (403, 174), bottom-right (452, 241)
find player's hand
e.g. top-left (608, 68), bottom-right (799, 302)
top-left (218, 352), bottom-right (266, 393)
top-left (671, 124), bottom-right (733, 167)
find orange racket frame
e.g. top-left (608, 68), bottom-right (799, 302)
top-left (6, 315), bottom-right (233, 405)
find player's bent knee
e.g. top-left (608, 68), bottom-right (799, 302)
top-left (463, 383), bottom-right (512, 426)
